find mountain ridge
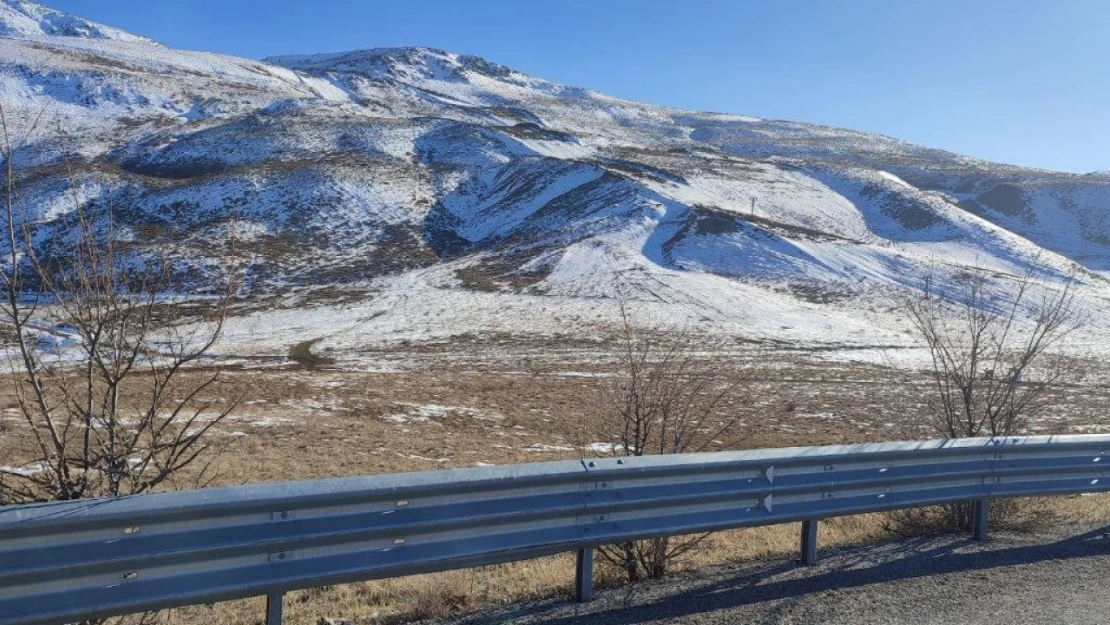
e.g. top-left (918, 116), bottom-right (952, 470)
top-left (0, 0), bottom-right (156, 43)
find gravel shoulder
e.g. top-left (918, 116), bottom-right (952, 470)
top-left (444, 522), bottom-right (1110, 625)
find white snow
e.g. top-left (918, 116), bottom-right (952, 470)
top-left (0, 0), bottom-right (156, 43)
top-left (0, 461), bottom-right (48, 477)
top-left (379, 403), bottom-right (503, 423)
top-left (523, 443), bottom-right (574, 453)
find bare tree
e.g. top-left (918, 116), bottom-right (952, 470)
top-left (587, 299), bottom-right (747, 580)
top-left (0, 104), bottom-right (244, 506)
top-left (905, 267), bottom-right (1083, 439)
top-left (890, 265), bottom-right (1085, 532)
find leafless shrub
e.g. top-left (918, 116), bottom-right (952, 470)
top-left (0, 103), bottom-right (245, 507)
top-left (586, 299), bottom-right (748, 581)
top-left (884, 497), bottom-right (1058, 538)
top-left (889, 264), bottom-right (1086, 534)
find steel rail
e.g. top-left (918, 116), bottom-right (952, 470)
top-left (0, 434), bottom-right (1105, 625)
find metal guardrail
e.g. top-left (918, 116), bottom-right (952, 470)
top-left (1, 434), bottom-right (1107, 625)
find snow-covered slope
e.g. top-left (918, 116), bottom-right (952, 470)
top-left (2, 1), bottom-right (1108, 356)
top-left (0, 0), bottom-right (154, 42)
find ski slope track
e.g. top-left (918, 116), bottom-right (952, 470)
top-left (1, 0), bottom-right (1108, 362)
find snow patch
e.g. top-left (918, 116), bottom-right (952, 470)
top-left (380, 402), bottom-right (503, 423)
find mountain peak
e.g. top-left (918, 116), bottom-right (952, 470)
top-left (0, 0), bottom-right (156, 43)
top-left (265, 46), bottom-right (519, 83)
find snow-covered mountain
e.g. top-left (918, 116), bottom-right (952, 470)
top-left (1, 0), bottom-right (1108, 356)
top-left (0, 0), bottom-right (153, 42)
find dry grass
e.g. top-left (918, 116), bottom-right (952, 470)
top-left (4, 344), bottom-right (1110, 624)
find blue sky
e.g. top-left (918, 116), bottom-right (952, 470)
top-left (44, 0), bottom-right (1110, 173)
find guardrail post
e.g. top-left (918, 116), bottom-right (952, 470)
top-left (575, 547), bottom-right (594, 602)
top-left (265, 592), bottom-right (283, 625)
top-left (972, 500), bottom-right (989, 541)
top-left (800, 519), bottom-right (819, 565)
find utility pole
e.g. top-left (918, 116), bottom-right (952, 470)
top-left (751, 197), bottom-right (756, 217)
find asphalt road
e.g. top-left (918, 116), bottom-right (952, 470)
top-left (448, 523), bottom-right (1110, 625)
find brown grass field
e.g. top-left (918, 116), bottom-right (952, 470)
top-left (2, 339), bottom-right (1108, 624)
